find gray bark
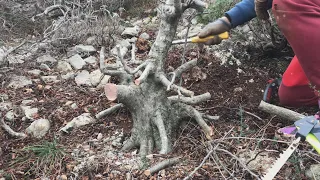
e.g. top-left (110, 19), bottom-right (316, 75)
top-left (101, 0), bottom-right (210, 159)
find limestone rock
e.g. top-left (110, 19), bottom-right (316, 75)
top-left (26, 119), bottom-right (50, 138)
top-left (84, 56), bottom-right (97, 65)
top-left (75, 70), bottom-right (91, 86)
top-left (37, 54), bottom-right (57, 63)
top-left (27, 69), bottom-right (42, 76)
top-left (5, 110), bottom-right (15, 121)
top-left (75, 44), bottom-right (96, 53)
top-left (20, 105), bottom-right (38, 120)
top-left (39, 63), bottom-right (51, 71)
top-left (90, 69), bottom-right (103, 86)
top-left (111, 46), bottom-right (128, 57)
top-left (97, 75), bottom-right (111, 89)
top-left (61, 72), bottom-right (75, 80)
top-left (121, 26), bottom-right (140, 37)
top-left (56, 61), bottom-right (73, 72)
top-left (8, 76), bottom-right (32, 89)
top-left (60, 113), bottom-right (96, 133)
top-left (0, 102), bottom-right (13, 112)
top-left (117, 39), bottom-right (131, 48)
top-left (40, 76), bottom-right (59, 84)
top-left (67, 54), bottom-right (86, 70)
top-left (139, 32), bottom-right (150, 40)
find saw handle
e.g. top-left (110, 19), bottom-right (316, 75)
top-left (306, 133), bottom-right (320, 154)
top-left (191, 31), bottom-right (229, 43)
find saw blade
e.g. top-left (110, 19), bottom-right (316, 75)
top-left (261, 137), bottom-right (301, 180)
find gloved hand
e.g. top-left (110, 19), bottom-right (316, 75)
top-left (255, 0), bottom-right (269, 20)
top-left (198, 16), bottom-right (231, 45)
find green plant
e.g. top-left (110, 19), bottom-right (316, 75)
top-left (197, 0), bottom-right (240, 24)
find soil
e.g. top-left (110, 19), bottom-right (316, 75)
top-left (1, 22), bottom-right (319, 180)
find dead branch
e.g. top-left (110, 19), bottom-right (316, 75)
top-left (168, 92), bottom-right (211, 104)
top-left (157, 74), bottom-right (194, 97)
top-left (0, 116), bottom-right (27, 138)
top-left (174, 59), bottom-right (198, 78)
top-left (95, 103), bottom-right (124, 119)
top-left (215, 148), bottom-right (261, 179)
top-left (0, 40), bottom-right (27, 64)
top-left (202, 114), bottom-right (220, 121)
top-left (100, 46), bottom-right (105, 70)
top-left (183, 149), bottom-right (213, 180)
top-left (144, 157), bottom-right (181, 176)
top-left (135, 63), bottom-right (155, 85)
top-left (258, 101), bottom-right (305, 121)
top-left (116, 45), bottom-right (134, 74)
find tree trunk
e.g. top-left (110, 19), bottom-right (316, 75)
top-left (100, 0), bottom-right (212, 159)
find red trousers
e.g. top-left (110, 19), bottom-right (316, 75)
top-left (272, 0), bottom-right (320, 107)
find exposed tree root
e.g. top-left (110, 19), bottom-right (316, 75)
top-left (0, 116), bottom-right (27, 138)
top-left (168, 92), bottom-right (211, 105)
top-left (95, 103), bottom-right (124, 119)
top-left (144, 157), bottom-right (181, 176)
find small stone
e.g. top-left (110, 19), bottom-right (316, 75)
top-left (97, 75), bottom-right (111, 89)
top-left (84, 56), bottom-right (97, 65)
top-left (8, 57), bottom-right (24, 64)
top-left (37, 54), bottom-right (57, 63)
top-left (56, 61), bottom-right (73, 72)
top-left (128, 37), bottom-right (137, 43)
top-left (60, 113), bottom-right (96, 133)
top-left (71, 103), bottom-right (78, 109)
top-left (5, 110), bottom-right (15, 121)
top-left (117, 39), bottom-right (131, 48)
top-left (85, 36), bottom-right (97, 45)
top-left (65, 101), bottom-right (73, 106)
top-left (249, 79), bottom-right (254, 83)
top-left (61, 72), bottom-right (75, 80)
top-left (97, 133), bottom-right (103, 141)
top-left (234, 87), bottom-right (243, 92)
top-left (8, 75), bottom-right (32, 89)
top-left (26, 119), bottom-right (50, 138)
top-left (75, 70), bottom-right (91, 86)
top-left (0, 93), bottom-right (9, 101)
top-left (139, 32), bottom-right (150, 40)
top-left (56, 175), bottom-right (68, 180)
top-left (27, 69), bottom-right (42, 76)
top-left (0, 102), bottom-right (13, 111)
top-left (75, 44), bottom-right (96, 53)
top-left (90, 69), bottom-right (103, 86)
top-left (82, 145), bottom-right (90, 151)
top-left (67, 54), bottom-right (86, 70)
top-left (40, 76), bottom-right (59, 84)
top-left (241, 25), bottom-right (251, 33)
top-left (20, 105), bottom-right (38, 120)
top-left (121, 26), bottom-right (140, 37)
top-left (21, 99), bottom-right (35, 105)
top-left (40, 63), bottom-right (51, 71)
top-left (191, 18), bottom-right (197, 25)
top-left (107, 151), bottom-right (116, 159)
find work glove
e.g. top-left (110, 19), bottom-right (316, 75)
top-left (198, 17), bottom-right (231, 45)
top-left (255, 0), bottom-right (269, 21)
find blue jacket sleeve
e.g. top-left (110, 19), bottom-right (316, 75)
top-left (225, 0), bottom-right (273, 28)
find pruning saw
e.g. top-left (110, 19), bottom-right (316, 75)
top-left (261, 116), bottom-right (320, 180)
top-left (171, 31), bottom-right (229, 44)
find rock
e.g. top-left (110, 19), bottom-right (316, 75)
top-left (40, 76), bottom-right (59, 84)
top-left (56, 175), bottom-right (68, 180)
top-left (56, 61), bottom-right (73, 72)
top-left (241, 24), bottom-right (251, 33)
top-left (234, 87), bottom-right (243, 92)
top-left (97, 133), bottom-right (103, 141)
top-left (90, 69), bottom-right (103, 86)
top-left (0, 102), bottom-right (13, 111)
top-left (61, 72), bottom-right (75, 80)
top-left (249, 79), bottom-right (254, 83)
top-left (306, 164), bottom-right (320, 179)
top-left (26, 118), bottom-right (50, 138)
top-left (8, 75), bottom-right (32, 89)
top-left (191, 18), bottom-right (197, 25)
top-left (71, 103), bottom-right (78, 109)
top-left (75, 70), bottom-right (91, 86)
top-left (5, 110), bottom-right (15, 121)
top-left (107, 151), bottom-right (116, 159)
top-left (21, 99), bottom-right (35, 105)
top-left (117, 39), bottom-right (131, 48)
top-left (0, 93), bottom-right (9, 101)
top-left (139, 32), bottom-right (150, 40)
top-left (67, 54), bottom-right (86, 70)
top-left (151, 16), bottom-right (159, 24)
top-left (60, 113), bottom-right (96, 133)
top-left (27, 69), bottom-right (42, 76)
top-left (85, 36), bottom-right (97, 45)
top-left (128, 37), bottom-right (137, 43)
top-left (111, 46), bottom-right (128, 57)
top-left (75, 44), bottom-right (96, 53)
top-left (84, 56), bottom-right (97, 65)
top-left (20, 105), bottom-right (38, 120)
top-left (8, 57), bottom-right (24, 64)
top-left (40, 63), bottom-right (51, 71)
top-left (121, 26), bottom-right (140, 37)
top-left (97, 75), bottom-right (111, 89)
top-left (143, 17), bottom-right (151, 24)
top-left (37, 54), bottom-right (57, 63)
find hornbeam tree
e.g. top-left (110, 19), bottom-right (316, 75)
top-left (100, 0), bottom-right (214, 158)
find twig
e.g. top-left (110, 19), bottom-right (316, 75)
top-left (157, 74), bottom-right (194, 97)
top-left (0, 116), bottom-right (27, 138)
top-left (202, 114), bottom-right (220, 121)
top-left (212, 137), bottom-right (290, 144)
top-left (95, 103), bottom-right (124, 119)
top-left (183, 150), bottom-right (213, 180)
top-left (258, 100), bottom-right (305, 121)
top-left (215, 148), bottom-right (261, 179)
top-left (135, 63), bottom-right (154, 85)
top-left (144, 157), bottom-right (181, 176)
top-left (174, 59), bottom-right (198, 78)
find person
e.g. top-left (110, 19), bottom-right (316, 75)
top-left (198, 0), bottom-right (320, 108)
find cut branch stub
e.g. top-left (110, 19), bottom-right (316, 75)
top-left (104, 83), bottom-right (118, 101)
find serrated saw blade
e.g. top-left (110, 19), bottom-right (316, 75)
top-left (261, 137), bottom-right (301, 180)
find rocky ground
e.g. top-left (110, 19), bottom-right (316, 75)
top-left (1, 7), bottom-right (320, 180)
